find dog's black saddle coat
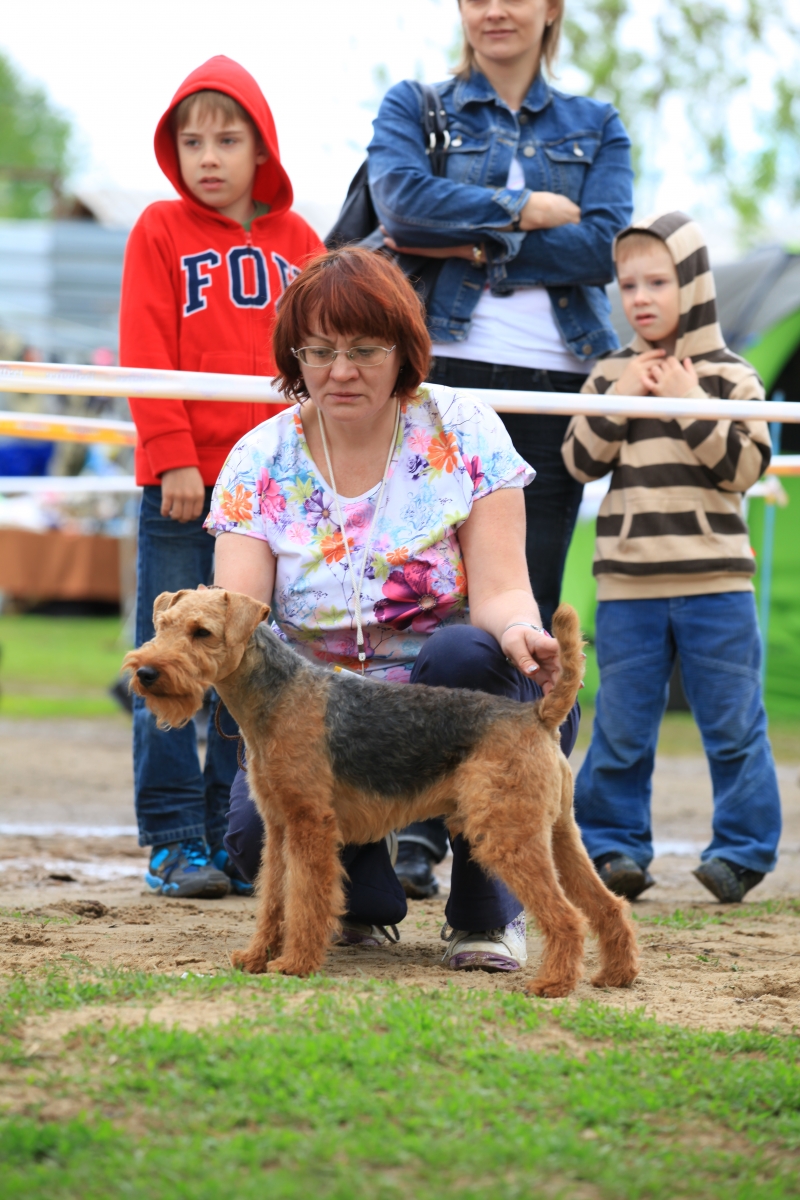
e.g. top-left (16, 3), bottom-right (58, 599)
top-left (246, 625), bottom-right (528, 799)
top-left (325, 674), bottom-right (504, 798)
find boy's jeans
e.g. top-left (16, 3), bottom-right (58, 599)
top-left (133, 485), bottom-right (239, 849)
top-left (574, 593), bottom-right (781, 875)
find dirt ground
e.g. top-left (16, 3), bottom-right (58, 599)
top-left (2, 717), bottom-right (799, 1036)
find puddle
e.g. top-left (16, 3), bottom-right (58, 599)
top-left (0, 824), bottom-right (138, 838)
top-left (0, 858), bottom-right (143, 881)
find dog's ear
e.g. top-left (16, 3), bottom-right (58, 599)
top-left (223, 591), bottom-right (271, 646)
top-left (152, 589), bottom-right (191, 623)
top-left (152, 591), bottom-right (175, 621)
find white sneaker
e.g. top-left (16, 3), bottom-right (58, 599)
top-left (441, 914), bottom-right (527, 972)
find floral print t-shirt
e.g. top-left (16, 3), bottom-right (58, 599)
top-left (205, 384), bottom-right (535, 682)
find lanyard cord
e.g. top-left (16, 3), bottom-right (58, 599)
top-left (317, 400), bottom-right (401, 674)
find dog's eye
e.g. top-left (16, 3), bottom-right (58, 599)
top-left (193, 628), bottom-right (212, 639)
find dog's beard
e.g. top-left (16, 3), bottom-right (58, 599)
top-left (124, 654), bottom-right (209, 730)
top-left (138, 686), bottom-right (206, 730)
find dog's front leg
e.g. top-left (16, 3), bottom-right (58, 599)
top-left (267, 804), bottom-right (345, 977)
top-left (231, 817), bottom-right (286, 974)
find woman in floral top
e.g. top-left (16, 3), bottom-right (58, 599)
top-left (208, 248), bottom-right (579, 972)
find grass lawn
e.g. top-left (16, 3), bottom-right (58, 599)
top-left (574, 705), bottom-right (800, 762)
top-left (2, 957), bottom-right (800, 1200)
top-left (0, 616), bottom-right (127, 718)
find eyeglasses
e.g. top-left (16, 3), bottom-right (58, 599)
top-left (292, 345), bottom-right (396, 368)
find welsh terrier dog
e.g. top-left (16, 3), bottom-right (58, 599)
top-left (125, 588), bottom-right (639, 997)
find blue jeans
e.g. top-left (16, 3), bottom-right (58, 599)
top-left (224, 625), bottom-right (580, 930)
top-left (133, 485), bottom-right (239, 849)
top-left (574, 593), bottom-right (782, 874)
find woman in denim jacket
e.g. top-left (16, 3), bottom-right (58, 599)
top-left (368, 0), bottom-right (633, 899)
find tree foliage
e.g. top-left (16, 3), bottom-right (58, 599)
top-left (0, 50), bottom-right (73, 219)
top-left (561, 0), bottom-right (800, 243)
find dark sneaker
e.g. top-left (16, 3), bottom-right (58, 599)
top-left (146, 840), bottom-right (230, 899)
top-left (594, 852), bottom-right (655, 900)
top-left (394, 841), bottom-right (439, 899)
top-left (693, 858), bottom-right (765, 903)
top-left (211, 847), bottom-right (254, 897)
top-left (332, 921), bottom-right (401, 947)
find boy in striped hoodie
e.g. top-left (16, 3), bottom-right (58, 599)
top-left (562, 211), bottom-right (781, 904)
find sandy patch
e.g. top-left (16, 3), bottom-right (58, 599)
top-left (0, 719), bottom-right (134, 828)
top-left (2, 888), bottom-right (799, 1036)
top-left (1, 719), bottom-right (799, 1037)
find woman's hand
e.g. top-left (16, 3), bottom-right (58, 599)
top-left (380, 190), bottom-right (580, 256)
top-left (645, 356), bottom-right (699, 398)
top-left (500, 625), bottom-right (562, 695)
top-left (614, 349), bottom-right (666, 397)
top-left (458, 489), bottom-right (565, 691)
top-left (517, 192), bottom-right (581, 231)
top-left (381, 229), bottom-right (477, 260)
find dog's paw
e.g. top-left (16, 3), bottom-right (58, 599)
top-left (591, 967), bottom-right (638, 989)
top-left (266, 957), bottom-right (312, 977)
top-left (230, 948), bottom-right (269, 975)
top-left (525, 976), bottom-right (577, 999)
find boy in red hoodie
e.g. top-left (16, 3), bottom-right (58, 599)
top-left (120, 56), bottom-right (323, 898)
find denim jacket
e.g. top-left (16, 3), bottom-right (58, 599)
top-left (367, 71), bottom-right (633, 360)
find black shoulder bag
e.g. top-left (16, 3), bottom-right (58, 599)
top-left (325, 82), bottom-right (450, 303)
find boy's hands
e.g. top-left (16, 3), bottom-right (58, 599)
top-left (614, 349), bottom-right (666, 396)
top-left (615, 352), bottom-right (700, 399)
top-left (646, 356), bottom-right (699, 398)
top-left (160, 467), bottom-right (206, 522)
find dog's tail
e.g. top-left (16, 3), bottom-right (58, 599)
top-left (538, 604), bottom-right (585, 732)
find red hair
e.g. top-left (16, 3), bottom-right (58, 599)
top-left (272, 247), bottom-right (431, 401)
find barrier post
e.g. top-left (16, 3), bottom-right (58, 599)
top-left (758, 391), bottom-right (784, 682)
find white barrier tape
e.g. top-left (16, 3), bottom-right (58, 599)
top-left (0, 360), bottom-right (284, 404)
top-left (1, 413), bottom-right (798, 482)
top-left (1, 360), bottom-right (800, 422)
top-left (1, 458), bottom-right (797, 497)
top-left (2, 471), bottom-right (793, 505)
top-left (0, 475), bottom-right (140, 495)
top-left (768, 455), bottom-right (800, 476)
top-left (479, 390), bottom-right (800, 422)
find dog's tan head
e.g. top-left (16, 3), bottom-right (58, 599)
top-left (123, 587), bottom-right (270, 729)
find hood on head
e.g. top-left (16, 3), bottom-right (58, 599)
top-left (613, 211), bottom-right (724, 360)
top-left (154, 55), bottom-right (292, 220)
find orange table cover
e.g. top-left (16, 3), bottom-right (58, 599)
top-left (0, 529), bottom-right (120, 601)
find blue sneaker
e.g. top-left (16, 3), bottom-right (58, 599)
top-left (211, 847), bottom-right (255, 897)
top-left (146, 840), bottom-right (231, 899)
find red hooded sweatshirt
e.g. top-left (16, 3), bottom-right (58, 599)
top-left (119, 56), bottom-right (324, 485)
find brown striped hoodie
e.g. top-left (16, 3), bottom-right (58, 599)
top-left (562, 211), bottom-right (772, 601)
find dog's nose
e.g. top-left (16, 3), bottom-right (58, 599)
top-left (136, 666), bottom-right (160, 687)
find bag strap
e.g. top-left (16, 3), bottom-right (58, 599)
top-left (417, 82), bottom-right (450, 177)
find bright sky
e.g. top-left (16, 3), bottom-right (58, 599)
top-left (1, 0), bottom-right (797, 256)
top-left (0, 0), bottom-right (460, 229)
